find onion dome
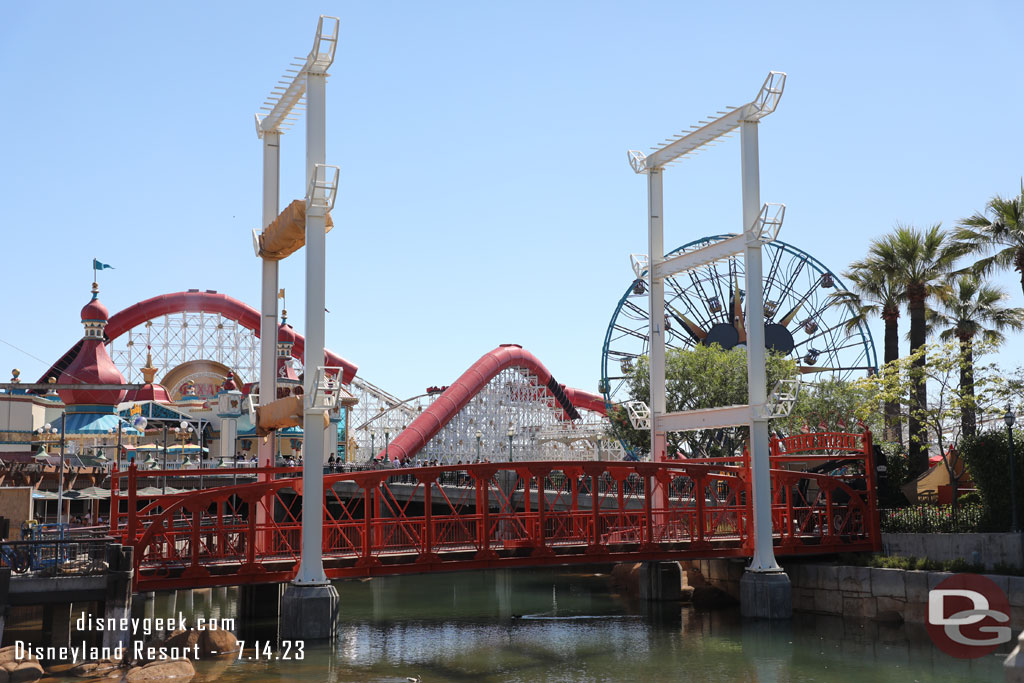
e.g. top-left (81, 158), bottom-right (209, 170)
top-left (126, 347), bottom-right (171, 403)
top-left (58, 284), bottom-right (127, 407)
top-left (277, 310), bottom-right (297, 346)
top-left (80, 297), bottom-right (109, 325)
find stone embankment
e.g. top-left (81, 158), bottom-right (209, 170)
top-left (694, 558), bottom-right (1024, 627)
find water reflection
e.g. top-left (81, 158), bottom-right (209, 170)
top-left (124, 569), bottom-right (1007, 682)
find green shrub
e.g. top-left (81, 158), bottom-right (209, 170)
top-left (960, 429), bottom-right (1024, 532)
top-left (957, 491), bottom-right (982, 507)
top-left (880, 504), bottom-right (983, 533)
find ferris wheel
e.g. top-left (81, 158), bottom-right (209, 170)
top-left (600, 234), bottom-right (877, 451)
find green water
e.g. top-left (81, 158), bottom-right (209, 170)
top-left (139, 569), bottom-right (1003, 682)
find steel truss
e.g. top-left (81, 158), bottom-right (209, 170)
top-left (109, 429), bottom-right (880, 591)
top-left (346, 377), bottom-right (427, 461)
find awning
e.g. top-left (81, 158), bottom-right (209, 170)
top-left (135, 486), bottom-right (184, 496)
top-left (53, 413), bottom-right (142, 436)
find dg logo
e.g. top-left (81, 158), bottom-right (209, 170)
top-left (927, 574), bottom-right (1012, 659)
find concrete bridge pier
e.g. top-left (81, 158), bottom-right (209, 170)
top-left (42, 603), bottom-right (73, 649)
top-left (240, 583), bottom-right (282, 621)
top-left (637, 562), bottom-right (683, 601)
top-left (102, 545), bottom-right (133, 651)
top-left (177, 588), bottom-right (194, 618)
top-left (739, 571), bottom-right (792, 620)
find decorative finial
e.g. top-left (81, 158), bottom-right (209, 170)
top-left (281, 309), bottom-right (288, 323)
top-left (141, 345), bottom-right (159, 384)
top-left (91, 282), bottom-right (99, 301)
top-left (11, 369), bottom-right (20, 383)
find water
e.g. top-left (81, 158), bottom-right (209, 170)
top-left (48, 569), bottom-right (1017, 681)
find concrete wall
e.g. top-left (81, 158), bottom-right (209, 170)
top-left (789, 565), bottom-right (1024, 629)
top-left (0, 487), bottom-right (33, 539)
top-left (696, 558), bottom-right (1024, 629)
top-left (882, 533), bottom-right (1024, 570)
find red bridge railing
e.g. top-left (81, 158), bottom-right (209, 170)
top-left (110, 448), bottom-right (879, 591)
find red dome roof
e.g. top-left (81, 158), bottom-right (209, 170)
top-left (81, 297), bottom-right (109, 322)
top-left (126, 383), bottom-right (171, 403)
top-left (278, 321), bottom-right (296, 345)
top-left (57, 339), bottom-right (127, 406)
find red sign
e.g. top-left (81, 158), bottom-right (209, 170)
top-left (927, 573), bottom-right (1012, 659)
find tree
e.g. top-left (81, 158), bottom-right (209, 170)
top-left (876, 225), bottom-right (958, 475)
top-left (954, 185), bottom-right (1024, 297)
top-left (838, 249), bottom-right (904, 443)
top-left (934, 274), bottom-right (1024, 438)
top-left (772, 377), bottom-right (880, 437)
top-left (855, 340), bottom-right (1008, 509)
top-left (610, 344), bottom-right (796, 458)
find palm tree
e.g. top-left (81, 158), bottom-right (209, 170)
top-left (879, 225), bottom-right (958, 475)
top-left (836, 255), bottom-right (903, 444)
top-left (954, 185), bottom-right (1024, 296)
top-left (935, 274), bottom-right (1024, 437)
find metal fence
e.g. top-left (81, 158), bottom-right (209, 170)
top-left (0, 536), bottom-right (116, 576)
top-left (879, 505), bottom-right (984, 534)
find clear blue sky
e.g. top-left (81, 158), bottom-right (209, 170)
top-left (2, 1), bottom-right (1022, 399)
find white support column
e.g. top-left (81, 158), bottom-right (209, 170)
top-left (295, 68), bottom-right (329, 586)
top-left (647, 169), bottom-right (667, 463)
top-left (741, 119), bottom-right (780, 573)
top-left (259, 131), bottom-right (281, 474)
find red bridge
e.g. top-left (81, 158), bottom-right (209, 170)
top-left (110, 431), bottom-right (881, 592)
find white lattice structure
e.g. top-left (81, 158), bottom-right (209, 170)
top-left (108, 312), bottom-right (261, 385)
top-left (346, 377), bottom-right (427, 461)
top-left (398, 366), bottom-right (616, 465)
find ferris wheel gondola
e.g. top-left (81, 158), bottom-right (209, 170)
top-left (600, 234), bottom-right (877, 458)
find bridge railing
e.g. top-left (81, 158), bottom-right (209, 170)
top-left (112, 456), bottom-right (878, 591)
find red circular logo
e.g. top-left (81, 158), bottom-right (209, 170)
top-left (926, 573), bottom-right (1012, 659)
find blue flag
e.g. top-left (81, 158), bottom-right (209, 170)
top-left (93, 259), bottom-right (114, 271)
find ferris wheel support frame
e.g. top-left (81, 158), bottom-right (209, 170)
top-left (627, 72), bottom-right (788, 583)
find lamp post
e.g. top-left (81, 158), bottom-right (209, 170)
top-left (197, 419), bottom-right (204, 489)
top-left (162, 424), bottom-right (168, 494)
top-left (506, 426), bottom-right (516, 463)
top-left (36, 422), bottom-right (58, 525)
top-left (371, 432), bottom-right (375, 463)
top-left (475, 430), bottom-right (482, 463)
top-left (173, 421), bottom-right (194, 491)
top-left (384, 429), bottom-right (391, 464)
top-left (1006, 406), bottom-right (1018, 533)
